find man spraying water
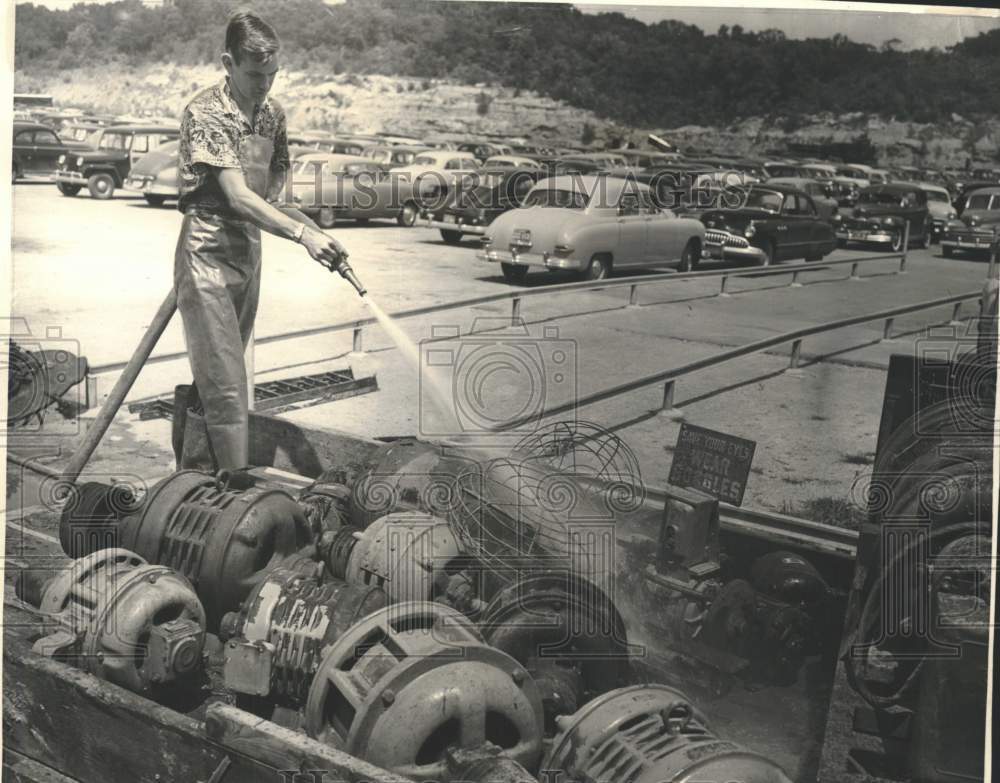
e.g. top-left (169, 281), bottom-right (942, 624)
top-left (173, 10), bottom-right (365, 471)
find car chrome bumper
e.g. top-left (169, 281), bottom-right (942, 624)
top-left (124, 178), bottom-right (177, 196)
top-left (52, 171), bottom-right (85, 183)
top-left (703, 241), bottom-right (768, 263)
top-left (941, 237), bottom-right (995, 251)
top-left (423, 218), bottom-right (485, 235)
top-left (836, 229), bottom-right (894, 244)
top-left (478, 249), bottom-right (582, 270)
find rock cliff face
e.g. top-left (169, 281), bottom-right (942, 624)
top-left (17, 64), bottom-right (998, 166)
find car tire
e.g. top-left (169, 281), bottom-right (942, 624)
top-left (144, 194), bottom-right (166, 207)
top-left (942, 245), bottom-right (954, 259)
top-left (87, 172), bottom-right (115, 200)
top-left (57, 183), bottom-right (81, 197)
top-left (397, 201), bottom-right (418, 227)
top-left (677, 238), bottom-right (701, 272)
top-left (583, 254), bottom-right (611, 281)
top-left (919, 224), bottom-right (931, 250)
top-left (316, 207), bottom-right (337, 229)
top-left (889, 230), bottom-right (904, 253)
top-left (501, 263), bottom-right (528, 285)
top-left (760, 241), bottom-right (776, 267)
top-left (439, 229), bottom-right (463, 244)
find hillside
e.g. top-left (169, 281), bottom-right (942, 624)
top-left (16, 62), bottom-right (998, 169)
top-left (14, 0), bottom-right (1000, 130)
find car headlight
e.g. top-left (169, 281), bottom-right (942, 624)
top-left (947, 210), bottom-right (957, 220)
top-left (76, 157), bottom-right (84, 167)
top-left (58, 154), bottom-right (66, 164)
top-left (881, 216), bottom-right (897, 225)
top-left (744, 223), bottom-right (756, 238)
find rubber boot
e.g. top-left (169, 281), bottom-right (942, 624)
top-left (171, 384), bottom-right (191, 470)
top-left (180, 406), bottom-right (218, 473)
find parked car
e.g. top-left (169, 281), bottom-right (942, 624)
top-left (12, 121), bottom-right (90, 182)
top-left (52, 124), bottom-right (179, 198)
top-left (913, 182), bottom-right (957, 243)
top-left (700, 184), bottom-right (836, 266)
top-left (801, 163), bottom-right (837, 181)
top-left (483, 155), bottom-right (541, 169)
top-left (763, 162), bottom-right (806, 179)
top-left (123, 140), bottom-right (180, 206)
top-left (423, 167), bottom-right (546, 243)
top-left (558, 152), bottom-right (629, 170)
top-left (393, 150), bottom-right (482, 201)
top-left (619, 150), bottom-right (682, 168)
top-left (60, 122), bottom-right (104, 146)
top-left (287, 156), bottom-right (423, 228)
top-left (479, 174), bottom-right (705, 284)
top-left (941, 186), bottom-right (1000, 258)
top-left (766, 177), bottom-right (839, 220)
top-left (834, 183), bottom-right (931, 251)
top-left (362, 144), bottom-right (431, 168)
top-left (457, 142), bottom-right (509, 163)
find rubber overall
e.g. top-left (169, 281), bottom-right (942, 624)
top-left (174, 133), bottom-right (274, 470)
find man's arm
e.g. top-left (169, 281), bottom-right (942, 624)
top-left (216, 168), bottom-right (347, 266)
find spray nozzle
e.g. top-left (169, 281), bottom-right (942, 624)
top-left (330, 257), bottom-right (367, 298)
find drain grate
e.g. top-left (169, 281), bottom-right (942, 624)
top-left (128, 368), bottom-right (378, 420)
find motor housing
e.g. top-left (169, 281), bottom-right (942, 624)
top-left (542, 684), bottom-right (793, 783)
top-left (219, 567), bottom-right (386, 705)
top-left (24, 549), bottom-right (205, 696)
top-left (305, 602), bottom-right (544, 782)
top-left (87, 470), bottom-right (314, 629)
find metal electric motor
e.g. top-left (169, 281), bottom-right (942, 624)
top-left (62, 470), bottom-right (315, 629)
top-left (18, 549), bottom-right (206, 696)
top-left (218, 566), bottom-right (387, 706)
top-left (322, 511), bottom-right (483, 613)
top-left (542, 684), bottom-right (793, 783)
top-left (304, 602), bottom-right (545, 782)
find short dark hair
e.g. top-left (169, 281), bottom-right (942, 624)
top-left (225, 11), bottom-right (279, 64)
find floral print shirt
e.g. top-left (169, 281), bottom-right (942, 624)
top-left (178, 78), bottom-right (289, 214)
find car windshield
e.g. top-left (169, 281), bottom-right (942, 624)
top-left (99, 132), bottom-right (132, 151)
top-left (523, 188), bottom-right (588, 210)
top-left (859, 191), bottom-right (908, 206)
top-left (413, 155), bottom-right (438, 165)
top-left (924, 190), bottom-right (949, 203)
top-left (744, 189), bottom-right (783, 212)
top-left (966, 194), bottom-right (995, 210)
top-left (392, 151), bottom-right (416, 165)
top-left (345, 163), bottom-right (381, 177)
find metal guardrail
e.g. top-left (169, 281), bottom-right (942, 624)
top-left (88, 243), bottom-right (916, 376)
top-left (495, 288), bottom-right (984, 430)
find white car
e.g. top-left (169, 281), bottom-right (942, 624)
top-left (393, 150), bottom-right (482, 198)
top-left (480, 175), bottom-right (705, 284)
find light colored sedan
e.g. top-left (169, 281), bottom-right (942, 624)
top-left (479, 175), bottom-right (705, 284)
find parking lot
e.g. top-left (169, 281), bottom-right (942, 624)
top-left (10, 180), bottom-right (995, 516)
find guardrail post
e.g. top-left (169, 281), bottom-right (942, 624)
top-left (989, 245), bottom-right (997, 281)
top-left (882, 317), bottom-right (894, 340)
top-left (849, 262), bottom-right (862, 281)
top-left (85, 375), bottom-right (99, 411)
top-left (511, 296), bottom-right (521, 325)
top-left (352, 326), bottom-right (363, 354)
top-left (789, 339), bottom-right (802, 369)
top-left (660, 380), bottom-right (684, 419)
top-left (789, 270), bottom-right (802, 288)
top-left (719, 275), bottom-right (731, 297)
top-left (899, 222), bottom-right (910, 274)
top-left (628, 284), bottom-right (640, 308)
top-left (949, 302), bottom-right (963, 325)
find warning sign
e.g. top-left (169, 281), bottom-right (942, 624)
top-left (668, 423), bottom-right (756, 506)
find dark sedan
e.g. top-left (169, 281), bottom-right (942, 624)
top-left (422, 167), bottom-right (545, 243)
top-left (700, 184), bottom-right (836, 266)
top-left (834, 184), bottom-right (931, 251)
top-left (12, 121), bottom-right (89, 182)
